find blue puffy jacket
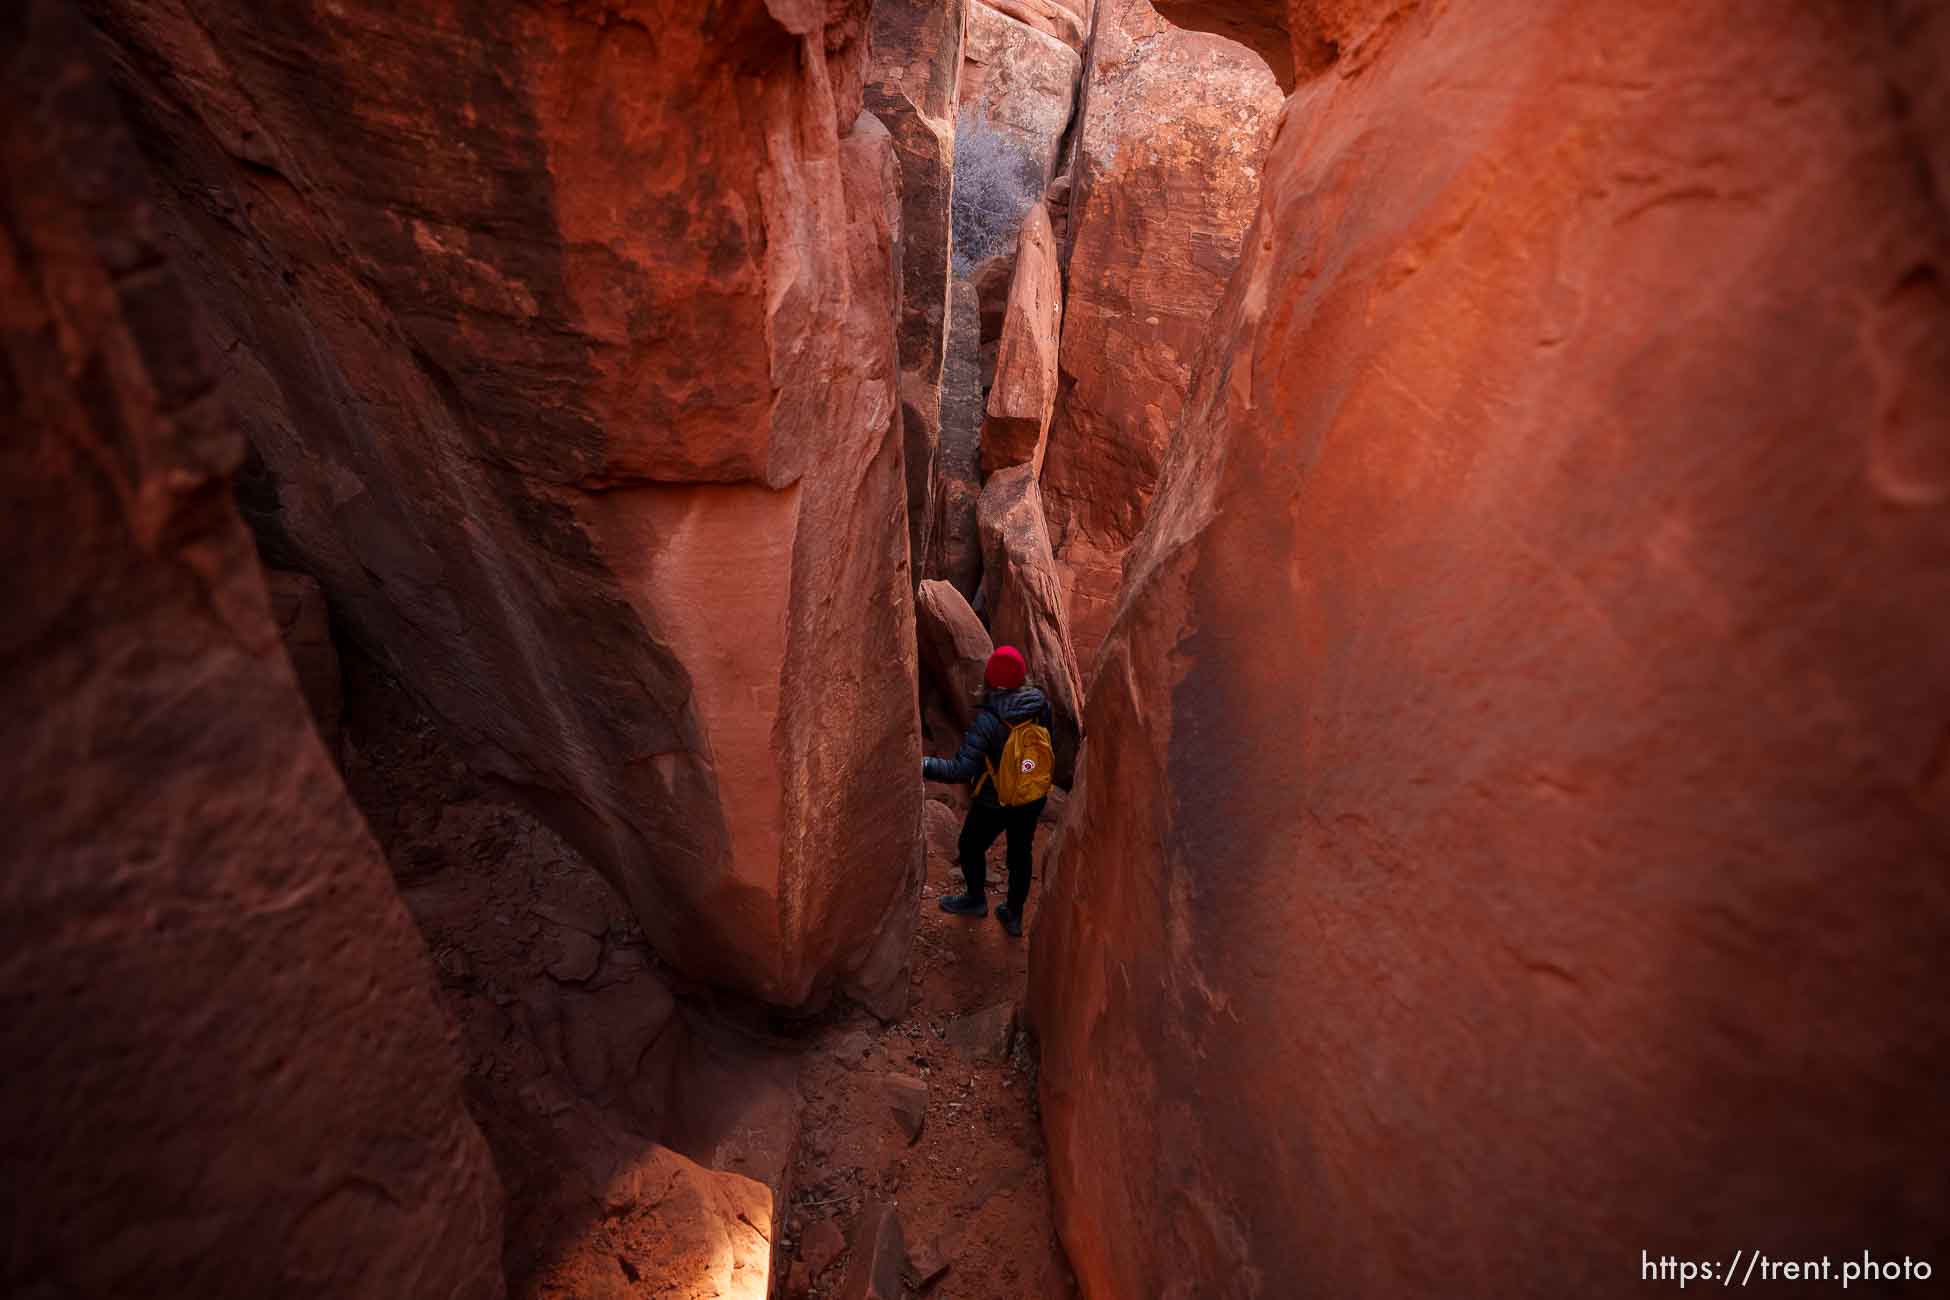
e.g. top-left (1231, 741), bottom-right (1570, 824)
top-left (921, 686), bottom-right (1053, 807)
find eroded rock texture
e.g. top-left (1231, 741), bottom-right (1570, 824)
top-left (867, 0), bottom-right (968, 578)
top-left (0, 5), bottom-right (504, 1293)
top-left (926, 278), bottom-right (988, 596)
top-left (1042, 0), bottom-right (1279, 682)
top-left (266, 569), bottom-right (343, 748)
top-left (84, 0), bottom-right (923, 1010)
top-left (1031, 2), bottom-right (1950, 1297)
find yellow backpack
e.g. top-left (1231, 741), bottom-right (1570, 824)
top-left (980, 718), bottom-right (1056, 806)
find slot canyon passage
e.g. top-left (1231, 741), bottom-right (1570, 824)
top-left (4, 0), bottom-right (1948, 1295)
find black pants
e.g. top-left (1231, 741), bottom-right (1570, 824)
top-left (958, 797), bottom-right (1047, 914)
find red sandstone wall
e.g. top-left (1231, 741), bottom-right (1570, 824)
top-left (81, 0), bottom-right (923, 1010)
top-left (1029, 2), bottom-right (1950, 1295)
top-left (1041, 0), bottom-right (1280, 683)
top-left (0, 5), bottom-right (504, 1293)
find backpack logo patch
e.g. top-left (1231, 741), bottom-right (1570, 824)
top-left (986, 719), bottom-right (1055, 806)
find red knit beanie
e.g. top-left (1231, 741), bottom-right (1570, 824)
top-left (985, 645), bottom-right (1027, 690)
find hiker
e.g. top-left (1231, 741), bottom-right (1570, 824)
top-left (921, 645), bottom-right (1055, 937)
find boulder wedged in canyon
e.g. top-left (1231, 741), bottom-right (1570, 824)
top-left (959, 2), bottom-right (1085, 187)
top-left (1041, 0), bottom-right (1280, 682)
top-left (85, 0), bottom-right (923, 1010)
top-left (1151, 0), bottom-right (1294, 87)
top-left (1028, 3), bottom-right (1950, 1297)
top-left (985, 0), bottom-right (1091, 54)
top-left (0, 7), bottom-right (504, 1293)
top-left (867, 0), bottom-right (970, 579)
top-left (1147, 0), bottom-right (1398, 89)
top-left (980, 202), bottom-right (1064, 476)
top-left (916, 579), bottom-right (996, 729)
top-left (976, 467), bottom-right (1085, 785)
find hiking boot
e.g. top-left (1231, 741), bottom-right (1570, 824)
top-left (996, 905), bottom-right (1023, 938)
top-left (938, 892), bottom-right (988, 917)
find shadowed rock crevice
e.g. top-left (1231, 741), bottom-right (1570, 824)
top-left (865, 0), bottom-right (969, 577)
top-left (1, 7), bottom-right (506, 1294)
